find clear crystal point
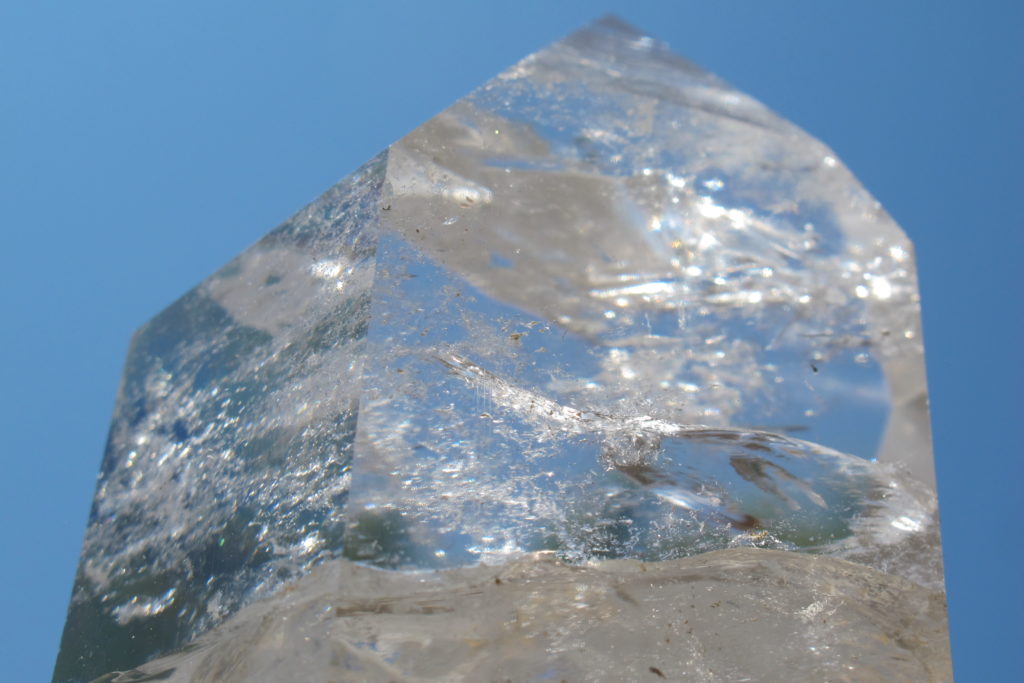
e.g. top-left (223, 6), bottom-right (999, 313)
top-left (55, 16), bottom-right (949, 682)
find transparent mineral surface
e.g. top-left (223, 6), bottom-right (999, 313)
top-left (55, 16), bottom-right (949, 682)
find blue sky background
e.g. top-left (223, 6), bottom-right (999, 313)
top-left (2, 1), bottom-right (1021, 679)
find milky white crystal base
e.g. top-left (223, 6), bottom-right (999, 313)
top-left (101, 550), bottom-right (951, 683)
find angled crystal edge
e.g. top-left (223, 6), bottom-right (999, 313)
top-left (55, 15), bottom-right (948, 682)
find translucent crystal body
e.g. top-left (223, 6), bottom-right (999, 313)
top-left (55, 16), bottom-right (949, 682)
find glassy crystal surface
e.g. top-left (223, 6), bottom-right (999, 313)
top-left (55, 16), bottom-right (949, 682)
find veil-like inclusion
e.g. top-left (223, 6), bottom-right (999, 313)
top-left (55, 16), bottom-right (949, 682)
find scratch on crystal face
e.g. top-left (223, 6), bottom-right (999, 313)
top-left (436, 351), bottom-right (684, 438)
top-left (436, 351), bottom-right (846, 452)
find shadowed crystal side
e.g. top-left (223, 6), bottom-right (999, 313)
top-left (53, 153), bottom-right (387, 681)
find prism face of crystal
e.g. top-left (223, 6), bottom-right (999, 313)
top-left (53, 154), bottom-right (386, 680)
top-left (55, 17), bottom-right (947, 682)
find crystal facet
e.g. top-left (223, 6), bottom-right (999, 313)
top-left (55, 16), bottom-right (949, 681)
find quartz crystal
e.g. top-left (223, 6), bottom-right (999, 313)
top-left (54, 16), bottom-right (950, 682)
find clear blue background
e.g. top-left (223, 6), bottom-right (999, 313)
top-left (2, 1), bottom-right (1021, 680)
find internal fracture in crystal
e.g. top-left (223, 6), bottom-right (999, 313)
top-left (54, 16), bottom-right (949, 682)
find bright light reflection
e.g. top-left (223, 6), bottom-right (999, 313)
top-left (870, 276), bottom-right (893, 299)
